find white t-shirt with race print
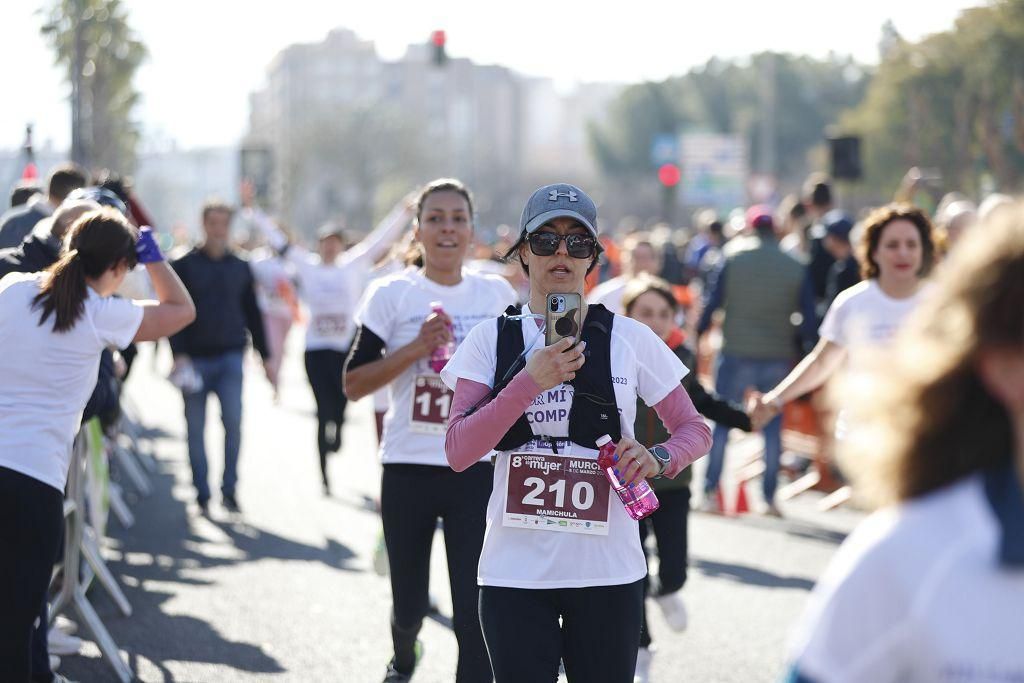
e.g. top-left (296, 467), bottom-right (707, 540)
top-left (819, 279), bottom-right (928, 369)
top-left (355, 268), bottom-right (517, 466)
top-left (440, 303), bottom-right (689, 589)
top-left (0, 272), bottom-right (145, 491)
top-left (818, 280), bottom-right (929, 439)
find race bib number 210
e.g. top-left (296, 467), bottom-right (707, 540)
top-left (503, 452), bottom-right (611, 535)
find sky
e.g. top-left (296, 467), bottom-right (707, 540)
top-left (1, 1), bottom-right (980, 152)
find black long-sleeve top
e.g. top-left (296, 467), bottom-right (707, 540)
top-left (169, 247), bottom-right (268, 359)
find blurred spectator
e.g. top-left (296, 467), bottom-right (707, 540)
top-left (697, 205), bottom-right (803, 515)
top-left (0, 164), bottom-right (88, 249)
top-left (978, 192), bottom-right (1015, 223)
top-left (9, 181), bottom-right (42, 209)
top-left (934, 199), bottom-right (977, 254)
top-left (802, 174), bottom-right (836, 310)
top-left (821, 211), bottom-right (861, 310)
top-left (589, 231), bottom-right (662, 314)
top-left (684, 209), bottom-right (727, 285)
top-left (778, 193), bottom-right (811, 262)
top-left (169, 199), bottom-right (268, 514)
top-left (0, 198), bottom-right (98, 278)
top-left (784, 202), bottom-right (1024, 682)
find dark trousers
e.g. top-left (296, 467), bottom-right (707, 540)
top-left (182, 351), bottom-right (244, 502)
top-left (479, 580), bottom-right (645, 683)
top-left (639, 487), bottom-right (690, 648)
top-left (303, 349), bottom-right (348, 487)
top-left (0, 467), bottom-right (64, 683)
top-left (381, 463), bottom-right (493, 683)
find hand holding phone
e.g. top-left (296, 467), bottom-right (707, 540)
top-left (545, 292), bottom-right (582, 347)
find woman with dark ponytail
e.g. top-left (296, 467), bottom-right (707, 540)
top-left (0, 207), bottom-right (195, 681)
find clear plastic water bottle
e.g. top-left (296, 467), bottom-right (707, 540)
top-left (428, 301), bottom-right (455, 374)
top-left (596, 434), bottom-right (660, 521)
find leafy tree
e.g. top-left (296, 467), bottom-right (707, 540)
top-left (41, 0), bottom-right (146, 174)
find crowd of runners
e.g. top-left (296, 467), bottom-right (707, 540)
top-left (1, 163), bottom-right (1022, 683)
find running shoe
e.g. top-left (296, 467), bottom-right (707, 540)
top-left (383, 640), bottom-right (423, 682)
top-left (654, 592), bottom-right (689, 632)
top-left (222, 494), bottom-right (241, 513)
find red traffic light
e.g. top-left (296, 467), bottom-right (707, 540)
top-left (658, 163), bottom-right (681, 187)
top-left (431, 30), bottom-right (446, 47)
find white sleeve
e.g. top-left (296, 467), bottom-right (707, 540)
top-left (629, 321), bottom-right (689, 407)
top-left (243, 207), bottom-right (289, 252)
top-left (354, 280), bottom-right (395, 341)
top-left (440, 319), bottom-right (498, 390)
top-left (818, 294), bottom-right (849, 347)
top-left (91, 297), bottom-right (145, 349)
top-left (491, 277), bottom-right (518, 310)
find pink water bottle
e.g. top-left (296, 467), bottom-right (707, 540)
top-left (596, 434), bottom-right (660, 521)
top-left (428, 301), bottom-right (455, 373)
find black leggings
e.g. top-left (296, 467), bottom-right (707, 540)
top-left (639, 487), bottom-right (690, 648)
top-left (303, 349), bottom-right (348, 486)
top-left (381, 463), bottom-right (493, 683)
top-left (0, 467), bottom-right (64, 683)
top-left (479, 580), bottom-right (645, 683)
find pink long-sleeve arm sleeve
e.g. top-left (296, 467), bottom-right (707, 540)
top-left (444, 371), bottom-right (542, 472)
top-left (652, 384), bottom-right (713, 479)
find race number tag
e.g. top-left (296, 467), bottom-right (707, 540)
top-left (313, 314), bottom-right (347, 339)
top-left (409, 374), bottom-right (452, 435)
top-left (503, 449), bottom-right (611, 535)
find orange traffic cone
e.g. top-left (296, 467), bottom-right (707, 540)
top-left (734, 479), bottom-right (750, 515)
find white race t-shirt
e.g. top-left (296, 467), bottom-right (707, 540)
top-left (440, 304), bottom-right (688, 589)
top-left (0, 273), bottom-right (144, 491)
top-left (788, 474), bottom-right (1024, 683)
top-left (818, 280), bottom-right (929, 439)
top-left (249, 247), bottom-right (294, 319)
top-left (355, 268), bottom-right (517, 466)
top-left (819, 280), bottom-right (928, 368)
top-left (288, 247), bottom-right (372, 352)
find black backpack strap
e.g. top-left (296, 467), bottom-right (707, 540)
top-left (493, 305), bottom-right (535, 451)
top-left (568, 303), bottom-right (621, 447)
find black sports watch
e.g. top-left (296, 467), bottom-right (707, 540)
top-left (649, 445), bottom-right (671, 478)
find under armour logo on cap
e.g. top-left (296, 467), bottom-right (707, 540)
top-left (548, 189), bottom-right (578, 202)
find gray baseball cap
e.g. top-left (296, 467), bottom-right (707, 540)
top-left (520, 183), bottom-right (598, 237)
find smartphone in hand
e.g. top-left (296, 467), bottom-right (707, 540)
top-left (545, 292), bottom-right (582, 347)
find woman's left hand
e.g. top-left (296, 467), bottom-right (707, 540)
top-left (612, 437), bottom-right (660, 487)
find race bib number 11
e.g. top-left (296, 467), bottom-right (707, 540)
top-left (503, 452), bottom-right (611, 535)
top-left (409, 375), bottom-right (452, 435)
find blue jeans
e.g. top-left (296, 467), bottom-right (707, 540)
top-left (182, 351), bottom-right (244, 502)
top-left (703, 353), bottom-right (791, 503)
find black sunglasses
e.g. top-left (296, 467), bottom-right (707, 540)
top-left (527, 232), bottom-right (597, 259)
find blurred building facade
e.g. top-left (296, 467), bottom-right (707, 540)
top-left (245, 28), bottom-right (622, 236)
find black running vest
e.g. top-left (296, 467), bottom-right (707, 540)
top-left (492, 303), bottom-right (621, 452)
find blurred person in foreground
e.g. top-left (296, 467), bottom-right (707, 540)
top-left (783, 202), bottom-right (1024, 683)
top-left (170, 199), bottom-right (269, 514)
top-left (0, 164), bottom-right (88, 249)
top-left (697, 205), bottom-right (803, 515)
top-left (0, 209), bottom-right (194, 682)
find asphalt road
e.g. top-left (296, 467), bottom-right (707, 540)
top-left (60, 339), bottom-right (863, 683)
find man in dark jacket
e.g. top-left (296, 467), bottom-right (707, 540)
top-left (170, 200), bottom-right (268, 513)
top-left (0, 163), bottom-right (87, 249)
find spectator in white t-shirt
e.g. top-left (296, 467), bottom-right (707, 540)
top-left (0, 208), bottom-right (194, 681)
top-left (588, 231), bottom-right (662, 315)
top-left (783, 200), bottom-right (1024, 683)
top-left (750, 204), bottom-right (937, 446)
